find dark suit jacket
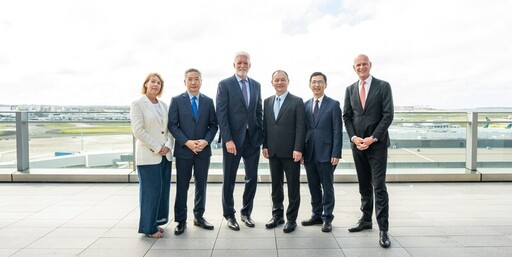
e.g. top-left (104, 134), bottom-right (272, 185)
top-left (342, 76), bottom-right (394, 150)
top-left (168, 92), bottom-right (218, 159)
top-left (263, 93), bottom-right (306, 158)
top-left (304, 96), bottom-right (342, 163)
top-left (216, 75), bottom-right (263, 148)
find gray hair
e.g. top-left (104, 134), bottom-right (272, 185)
top-left (233, 51), bottom-right (251, 64)
top-left (184, 68), bottom-right (202, 79)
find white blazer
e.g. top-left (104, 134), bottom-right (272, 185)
top-left (130, 95), bottom-right (173, 166)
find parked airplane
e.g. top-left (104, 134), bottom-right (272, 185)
top-left (484, 117), bottom-right (512, 129)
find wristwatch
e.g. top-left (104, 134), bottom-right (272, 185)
top-left (371, 136), bottom-right (378, 143)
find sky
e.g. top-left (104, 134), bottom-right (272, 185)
top-left (1, 0), bottom-right (511, 110)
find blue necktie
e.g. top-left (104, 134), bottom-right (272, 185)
top-left (191, 96), bottom-right (198, 120)
top-left (274, 96), bottom-right (281, 118)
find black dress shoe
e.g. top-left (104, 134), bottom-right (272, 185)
top-left (348, 219), bottom-right (372, 232)
top-left (241, 215), bottom-right (255, 228)
top-left (301, 217), bottom-right (323, 226)
top-left (379, 231), bottom-right (391, 248)
top-left (321, 221), bottom-right (332, 232)
top-left (265, 216), bottom-right (285, 229)
top-left (283, 221), bottom-right (297, 233)
top-left (194, 217), bottom-right (214, 230)
top-left (174, 221), bottom-right (186, 235)
top-left (227, 217), bottom-right (240, 231)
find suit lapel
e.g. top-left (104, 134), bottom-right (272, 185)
top-left (247, 78), bottom-right (256, 110)
top-left (276, 94), bottom-right (292, 122)
top-left (365, 79), bottom-right (377, 107)
top-left (182, 93), bottom-right (196, 122)
top-left (159, 100), bottom-right (167, 127)
top-left (305, 99), bottom-right (314, 127)
top-left (197, 94), bottom-right (206, 122)
top-left (232, 76), bottom-right (248, 110)
top-left (270, 97), bottom-right (278, 121)
top-left (143, 96), bottom-right (164, 126)
top-left (315, 97), bottom-right (329, 127)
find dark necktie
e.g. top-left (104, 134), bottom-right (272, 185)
top-left (191, 96), bottom-right (198, 120)
top-left (313, 99), bottom-right (319, 122)
top-left (241, 79), bottom-right (249, 107)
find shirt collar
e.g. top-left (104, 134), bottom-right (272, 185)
top-left (187, 91), bottom-right (200, 100)
top-left (313, 95), bottom-right (325, 103)
top-left (235, 74), bottom-right (248, 83)
top-left (360, 75), bottom-right (373, 87)
top-left (276, 91), bottom-right (289, 101)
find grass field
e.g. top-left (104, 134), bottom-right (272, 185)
top-left (58, 127), bottom-right (132, 134)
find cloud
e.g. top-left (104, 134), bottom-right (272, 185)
top-left (0, 0), bottom-right (511, 109)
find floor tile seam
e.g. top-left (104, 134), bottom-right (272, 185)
top-left (273, 224), bottom-right (279, 257)
top-left (332, 231), bottom-right (344, 250)
top-left (141, 236), bottom-right (160, 257)
top-left (54, 186), bottom-right (130, 230)
top-left (102, 204), bottom-right (139, 232)
top-left (21, 225), bottom-right (60, 251)
top-left (73, 203), bottom-right (139, 254)
top-left (0, 219), bottom-right (18, 230)
top-left (207, 218), bottom-right (223, 257)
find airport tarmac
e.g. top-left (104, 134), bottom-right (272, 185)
top-left (1, 134), bottom-right (510, 167)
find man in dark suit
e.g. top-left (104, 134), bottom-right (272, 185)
top-left (168, 68), bottom-right (218, 235)
top-left (216, 51), bottom-right (263, 231)
top-left (343, 54), bottom-right (394, 248)
top-left (301, 72), bottom-right (342, 233)
top-left (262, 70), bottom-right (305, 233)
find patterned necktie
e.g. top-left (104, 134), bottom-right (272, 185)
top-left (313, 99), bottom-right (319, 122)
top-left (241, 79), bottom-right (249, 107)
top-left (360, 81), bottom-right (366, 109)
top-left (191, 96), bottom-right (198, 120)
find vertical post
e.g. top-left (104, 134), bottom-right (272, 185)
top-left (16, 111), bottom-right (29, 171)
top-left (132, 135), bottom-right (137, 171)
top-left (466, 112), bottom-right (478, 171)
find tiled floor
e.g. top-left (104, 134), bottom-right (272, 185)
top-left (1, 182), bottom-right (512, 257)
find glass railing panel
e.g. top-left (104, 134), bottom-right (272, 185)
top-left (477, 112), bottom-right (512, 168)
top-left (8, 110), bottom-right (511, 172)
top-left (0, 117), bottom-right (16, 167)
top-left (27, 112), bottom-right (133, 169)
top-left (385, 112), bottom-right (468, 168)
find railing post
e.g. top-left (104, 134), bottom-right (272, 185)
top-left (466, 112), bottom-right (478, 171)
top-left (16, 111), bottom-right (29, 171)
top-left (132, 135), bottom-right (137, 171)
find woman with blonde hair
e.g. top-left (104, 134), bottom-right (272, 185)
top-left (130, 73), bottom-right (174, 238)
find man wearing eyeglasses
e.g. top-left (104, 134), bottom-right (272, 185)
top-left (301, 72), bottom-right (342, 233)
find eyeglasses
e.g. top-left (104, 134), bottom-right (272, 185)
top-left (310, 80), bottom-right (325, 85)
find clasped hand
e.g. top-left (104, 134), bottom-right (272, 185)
top-left (353, 136), bottom-right (375, 151)
top-left (158, 146), bottom-right (170, 156)
top-left (186, 139), bottom-right (208, 154)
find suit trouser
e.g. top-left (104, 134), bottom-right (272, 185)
top-left (222, 133), bottom-right (260, 218)
top-left (304, 159), bottom-right (336, 222)
top-left (137, 157), bottom-right (171, 235)
top-left (174, 156), bottom-right (210, 222)
top-left (352, 147), bottom-right (389, 231)
top-left (269, 156), bottom-right (301, 222)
